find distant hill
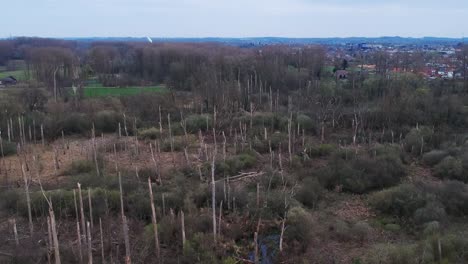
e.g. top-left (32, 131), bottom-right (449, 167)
top-left (60, 36), bottom-right (466, 46)
top-left (2, 36), bottom-right (465, 46)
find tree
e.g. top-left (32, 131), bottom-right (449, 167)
top-left (27, 47), bottom-right (77, 100)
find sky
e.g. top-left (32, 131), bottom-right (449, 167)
top-left (2, 0), bottom-right (468, 38)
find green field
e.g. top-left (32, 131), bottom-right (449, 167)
top-left (0, 70), bottom-right (29, 81)
top-left (83, 84), bottom-right (168, 97)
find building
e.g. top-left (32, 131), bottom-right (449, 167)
top-left (335, 70), bottom-right (348, 79)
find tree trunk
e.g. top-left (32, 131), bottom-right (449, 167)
top-left (279, 218), bottom-right (286, 252)
top-left (78, 183), bottom-right (87, 241)
top-left (211, 144), bottom-right (217, 243)
top-left (77, 222), bottom-right (83, 263)
top-left (21, 164), bottom-right (34, 237)
top-left (12, 219), bottom-right (19, 245)
top-left (87, 221), bottom-right (92, 264)
top-left (50, 207), bottom-right (61, 264)
top-left (88, 188), bottom-right (94, 229)
top-left (148, 178), bottom-right (161, 262)
top-left (119, 173), bottom-right (131, 264)
top-left (99, 218), bottom-right (105, 264)
top-left (181, 210), bottom-right (186, 251)
top-left (254, 232), bottom-right (259, 264)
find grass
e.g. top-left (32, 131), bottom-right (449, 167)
top-left (0, 70), bottom-right (29, 81)
top-left (83, 83), bottom-right (168, 97)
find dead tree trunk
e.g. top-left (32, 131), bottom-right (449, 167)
top-left (41, 124), bottom-right (45, 146)
top-left (218, 201), bottom-right (223, 236)
top-left (87, 221), bottom-right (92, 264)
top-left (211, 144), bottom-right (217, 243)
top-left (254, 232), bottom-right (259, 264)
top-left (279, 218), bottom-right (286, 252)
top-left (78, 183), bottom-right (87, 241)
top-left (119, 173), bottom-right (131, 264)
top-left (167, 114), bottom-right (175, 167)
top-left (158, 106), bottom-right (163, 134)
top-left (92, 125), bottom-right (100, 177)
top-left (181, 210), bottom-right (186, 251)
top-left (88, 188), bottom-right (94, 229)
top-left (99, 218), bottom-right (105, 264)
top-left (150, 143), bottom-right (162, 185)
top-left (288, 114), bottom-right (292, 165)
top-left (148, 177), bottom-right (161, 262)
top-left (21, 164), bottom-right (33, 237)
top-left (11, 219), bottom-right (19, 245)
top-left (75, 222), bottom-right (82, 263)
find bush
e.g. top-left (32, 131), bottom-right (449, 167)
top-left (434, 156), bottom-right (466, 182)
top-left (383, 224), bottom-right (401, 232)
top-left (319, 153), bottom-right (406, 194)
top-left (185, 114), bottom-right (211, 133)
top-left (364, 235), bottom-right (468, 264)
top-left (1, 141), bottom-right (17, 156)
top-left (403, 127), bottom-right (434, 156)
top-left (351, 221), bottom-right (372, 243)
top-left (285, 207), bottom-right (313, 252)
top-left (94, 110), bottom-right (121, 133)
top-left (216, 151), bottom-right (257, 176)
top-left (435, 180), bottom-right (468, 216)
top-left (138, 127), bottom-right (161, 140)
top-left (251, 137), bottom-right (269, 154)
top-left (64, 159), bottom-right (95, 175)
top-left (161, 137), bottom-right (185, 152)
top-left (46, 112), bottom-right (91, 137)
top-left (269, 132), bottom-right (287, 151)
top-left (296, 114), bottom-right (315, 132)
top-left (369, 184), bottom-right (427, 219)
top-left (296, 177), bottom-right (324, 209)
top-left (307, 144), bottom-right (336, 157)
top-left (363, 244), bottom-right (419, 264)
top-left (422, 150), bottom-right (449, 166)
top-left (413, 202), bottom-right (447, 225)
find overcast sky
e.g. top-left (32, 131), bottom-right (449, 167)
top-left (2, 0), bottom-right (468, 38)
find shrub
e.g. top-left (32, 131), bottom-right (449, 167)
top-left (46, 112), bottom-right (91, 137)
top-left (422, 150), bottom-right (449, 166)
top-left (296, 177), bottom-right (324, 209)
top-left (251, 137), bottom-right (269, 154)
top-left (216, 151), bottom-right (257, 176)
top-left (403, 127), bottom-right (434, 156)
top-left (260, 190), bottom-right (295, 219)
top-left (94, 110), bottom-right (121, 133)
top-left (138, 127), bottom-right (161, 140)
top-left (0, 189), bottom-right (21, 213)
top-left (320, 153), bottom-right (406, 194)
top-left (269, 132), bottom-right (287, 150)
top-left (413, 202), bottom-right (447, 225)
top-left (364, 235), bottom-right (468, 264)
top-left (185, 114), bottom-right (211, 133)
top-left (331, 219), bottom-right (353, 241)
top-left (369, 184), bottom-right (427, 219)
top-left (64, 159), bottom-right (95, 175)
top-left (422, 221), bottom-right (441, 237)
top-left (363, 244), bottom-right (419, 264)
top-left (383, 224), bottom-right (401, 232)
top-left (296, 114), bottom-right (315, 132)
top-left (284, 207), bottom-right (313, 252)
top-left (434, 156), bottom-right (466, 182)
top-left (1, 141), bottom-right (17, 156)
top-left (435, 180), bottom-right (468, 216)
top-left (308, 144), bottom-right (336, 157)
top-left (351, 221), bottom-right (372, 243)
top-left (161, 137), bottom-right (185, 152)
